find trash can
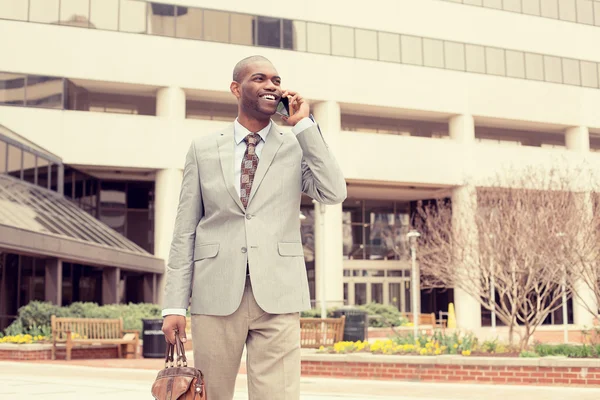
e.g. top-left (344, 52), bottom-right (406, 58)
top-left (142, 319), bottom-right (167, 358)
top-left (332, 306), bottom-right (368, 342)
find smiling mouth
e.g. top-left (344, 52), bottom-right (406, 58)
top-left (259, 94), bottom-right (278, 102)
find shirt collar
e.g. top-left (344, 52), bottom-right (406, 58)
top-left (234, 119), bottom-right (272, 145)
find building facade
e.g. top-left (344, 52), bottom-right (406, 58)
top-left (0, 0), bottom-right (599, 330)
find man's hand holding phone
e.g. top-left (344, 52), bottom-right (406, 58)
top-left (280, 90), bottom-right (309, 126)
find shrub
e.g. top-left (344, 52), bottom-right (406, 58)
top-left (357, 303), bottom-right (409, 328)
top-left (533, 343), bottom-right (600, 358)
top-left (519, 351), bottom-right (539, 358)
top-left (300, 308), bottom-right (336, 318)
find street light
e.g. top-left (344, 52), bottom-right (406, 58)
top-left (407, 229), bottom-right (421, 339)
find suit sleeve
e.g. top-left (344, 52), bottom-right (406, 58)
top-left (162, 141), bottom-right (204, 310)
top-left (295, 124), bottom-right (347, 205)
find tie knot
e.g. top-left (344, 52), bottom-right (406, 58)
top-left (244, 133), bottom-right (261, 147)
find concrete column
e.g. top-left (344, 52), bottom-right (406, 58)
top-left (156, 87), bottom-right (186, 119)
top-left (45, 259), bottom-right (62, 306)
top-left (102, 267), bottom-right (120, 305)
top-left (154, 168), bottom-right (184, 306)
top-left (565, 126), bottom-right (597, 326)
top-left (449, 115), bottom-right (482, 330)
top-left (311, 101), bottom-right (344, 309)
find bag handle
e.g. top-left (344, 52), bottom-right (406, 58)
top-left (164, 330), bottom-right (188, 368)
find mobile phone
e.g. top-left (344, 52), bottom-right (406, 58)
top-left (276, 96), bottom-right (290, 117)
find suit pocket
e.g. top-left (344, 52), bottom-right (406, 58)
top-left (193, 242), bottom-right (220, 261)
top-left (278, 242), bottom-right (304, 257)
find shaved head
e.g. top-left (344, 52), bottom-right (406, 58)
top-left (232, 55), bottom-right (273, 82)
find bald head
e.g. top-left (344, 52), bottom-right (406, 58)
top-left (232, 55), bottom-right (273, 82)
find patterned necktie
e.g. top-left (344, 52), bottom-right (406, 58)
top-left (240, 133), bottom-right (261, 208)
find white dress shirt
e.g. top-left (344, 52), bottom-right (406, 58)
top-left (162, 117), bottom-right (315, 317)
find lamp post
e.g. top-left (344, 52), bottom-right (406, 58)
top-left (407, 230), bottom-right (421, 338)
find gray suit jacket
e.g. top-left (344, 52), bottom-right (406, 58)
top-left (163, 121), bottom-right (347, 316)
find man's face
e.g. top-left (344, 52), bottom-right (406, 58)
top-left (234, 61), bottom-right (282, 118)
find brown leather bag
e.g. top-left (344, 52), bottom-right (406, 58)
top-left (151, 332), bottom-right (206, 400)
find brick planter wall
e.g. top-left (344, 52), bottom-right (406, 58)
top-left (301, 354), bottom-right (600, 387)
top-left (0, 344), bottom-right (119, 361)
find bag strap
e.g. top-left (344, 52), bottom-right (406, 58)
top-left (164, 330), bottom-right (188, 368)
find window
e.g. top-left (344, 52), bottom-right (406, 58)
top-left (540, 0), bottom-right (559, 18)
top-left (466, 44), bottom-right (485, 73)
top-left (486, 47), bottom-right (506, 76)
top-left (204, 10), bottom-right (229, 43)
top-left (378, 32), bottom-right (400, 63)
top-left (175, 6), bottom-right (202, 40)
top-left (331, 26), bottom-right (354, 57)
top-left (119, 0), bottom-right (146, 33)
top-left (525, 53), bottom-right (544, 80)
top-left (562, 59), bottom-right (581, 86)
top-left (483, 0), bottom-right (503, 8)
top-left (307, 22), bottom-right (330, 55)
top-left (522, 0), bottom-right (541, 15)
top-left (401, 36), bottom-right (423, 66)
top-left (25, 75), bottom-right (64, 109)
top-left (257, 16), bottom-right (281, 48)
top-left (60, 0), bottom-right (89, 27)
top-left (576, 0), bottom-right (594, 24)
top-left (581, 61), bottom-right (599, 88)
top-left (230, 14), bottom-right (254, 46)
top-left (503, 0), bottom-right (522, 11)
top-left (148, 3), bottom-right (175, 37)
top-left (283, 20), bottom-right (306, 51)
top-left (506, 50), bottom-right (525, 78)
top-left (445, 41), bottom-right (465, 71)
top-left (423, 38), bottom-right (444, 68)
top-left (0, 0), bottom-right (28, 21)
top-left (355, 29), bottom-right (377, 60)
top-left (29, 0), bottom-right (59, 24)
top-left (90, 0), bottom-right (119, 31)
top-left (0, 72), bottom-right (25, 105)
top-left (558, 0), bottom-right (577, 22)
top-left (544, 56), bottom-right (563, 83)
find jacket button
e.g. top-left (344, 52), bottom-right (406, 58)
top-left (246, 214), bottom-right (252, 220)
top-left (241, 247), bottom-right (247, 253)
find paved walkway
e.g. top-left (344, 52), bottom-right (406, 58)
top-left (3, 361), bottom-right (600, 399)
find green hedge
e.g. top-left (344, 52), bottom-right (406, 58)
top-left (533, 343), bottom-right (600, 358)
top-left (300, 303), bottom-right (409, 328)
top-left (3, 301), bottom-right (162, 336)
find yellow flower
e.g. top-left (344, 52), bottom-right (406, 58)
top-left (462, 350), bottom-right (471, 356)
top-left (453, 344), bottom-right (458, 348)
top-left (420, 348), bottom-right (428, 355)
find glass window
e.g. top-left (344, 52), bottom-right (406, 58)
top-left (540, 0), bottom-right (559, 18)
top-left (119, 0), bottom-right (146, 33)
top-left (522, 0), bottom-right (542, 15)
top-left (29, 0), bottom-right (59, 23)
top-left (503, 0), bottom-right (523, 11)
top-left (25, 75), bottom-right (64, 109)
top-left (147, 2), bottom-right (175, 37)
top-left (355, 29), bottom-right (377, 60)
top-left (444, 41), bottom-right (465, 71)
top-left (378, 32), bottom-right (400, 63)
top-left (525, 53), bottom-right (544, 80)
top-left (576, 0), bottom-right (594, 24)
top-left (331, 26), bottom-right (354, 57)
top-left (483, 0), bottom-right (503, 8)
top-left (562, 58), bottom-right (581, 86)
top-left (0, 72), bottom-right (25, 105)
top-left (0, 0), bottom-right (28, 21)
top-left (355, 283), bottom-right (367, 305)
top-left (90, 0), bottom-right (119, 31)
top-left (506, 50), bottom-right (525, 78)
top-left (204, 10), bottom-right (229, 43)
top-left (558, 0), bottom-right (577, 21)
top-left (257, 16), bottom-right (281, 48)
top-left (581, 61), bottom-right (599, 88)
top-left (59, 0), bottom-right (89, 27)
top-left (283, 20), bottom-right (306, 51)
top-left (371, 283), bottom-right (383, 304)
top-left (544, 55), bottom-right (563, 83)
top-left (175, 6), bottom-right (202, 40)
top-left (465, 44), bottom-right (485, 73)
top-left (401, 35), bottom-right (423, 66)
top-left (423, 38), bottom-right (444, 68)
top-left (307, 22), bottom-right (331, 55)
top-left (6, 144), bottom-right (21, 175)
top-left (230, 14), bottom-right (254, 46)
top-left (486, 47), bottom-right (506, 76)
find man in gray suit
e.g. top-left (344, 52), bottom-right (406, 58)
top-left (161, 55), bottom-right (347, 400)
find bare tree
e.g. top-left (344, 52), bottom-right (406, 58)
top-left (415, 166), bottom-right (587, 349)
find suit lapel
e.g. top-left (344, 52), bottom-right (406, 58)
top-left (217, 125), bottom-right (245, 212)
top-left (248, 123), bottom-right (283, 205)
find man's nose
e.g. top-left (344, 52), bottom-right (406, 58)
top-left (264, 80), bottom-right (277, 91)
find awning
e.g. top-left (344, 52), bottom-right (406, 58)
top-left (0, 174), bottom-right (164, 273)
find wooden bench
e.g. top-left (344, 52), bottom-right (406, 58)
top-left (51, 316), bottom-right (140, 361)
top-left (401, 312), bottom-right (440, 328)
top-left (300, 316), bottom-right (346, 348)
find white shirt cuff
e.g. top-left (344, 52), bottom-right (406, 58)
top-left (162, 308), bottom-right (187, 317)
top-left (291, 117), bottom-right (315, 135)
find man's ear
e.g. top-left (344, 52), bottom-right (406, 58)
top-left (230, 81), bottom-right (241, 99)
